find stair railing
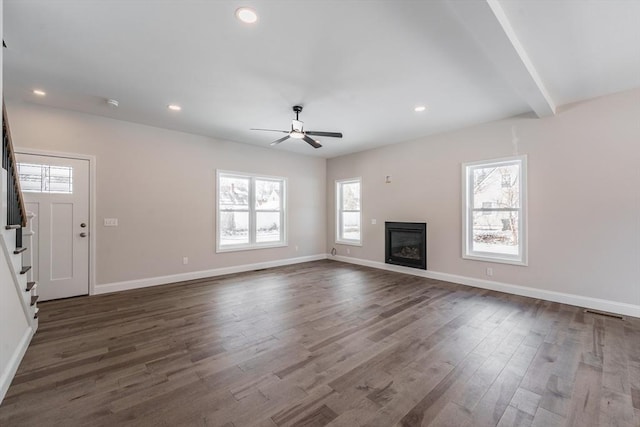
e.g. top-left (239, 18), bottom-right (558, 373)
top-left (2, 102), bottom-right (27, 248)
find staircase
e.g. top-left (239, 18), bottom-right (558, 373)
top-left (2, 102), bottom-right (39, 326)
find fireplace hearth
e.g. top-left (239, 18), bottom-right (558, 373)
top-left (385, 222), bottom-right (427, 270)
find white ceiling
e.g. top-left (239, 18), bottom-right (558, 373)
top-left (3, 0), bottom-right (640, 158)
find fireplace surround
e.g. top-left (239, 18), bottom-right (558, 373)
top-left (385, 222), bottom-right (427, 270)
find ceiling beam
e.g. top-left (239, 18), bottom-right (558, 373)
top-left (449, 0), bottom-right (556, 117)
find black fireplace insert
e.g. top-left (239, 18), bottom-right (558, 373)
top-left (385, 222), bottom-right (427, 270)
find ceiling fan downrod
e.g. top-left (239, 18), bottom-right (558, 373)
top-left (293, 105), bottom-right (303, 121)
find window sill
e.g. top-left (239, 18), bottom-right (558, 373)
top-left (217, 242), bottom-right (287, 253)
top-left (336, 240), bottom-right (362, 247)
top-left (463, 253), bottom-right (528, 266)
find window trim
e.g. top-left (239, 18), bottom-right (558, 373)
top-left (216, 170), bottom-right (287, 253)
top-left (335, 177), bottom-right (362, 246)
top-left (461, 155), bottom-right (527, 266)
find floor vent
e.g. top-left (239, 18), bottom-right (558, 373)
top-left (584, 309), bottom-right (624, 320)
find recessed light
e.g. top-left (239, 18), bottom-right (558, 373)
top-left (33, 89), bottom-right (46, 96)
top-left (235, 7), bottom-right (258, 24)
top-left (414, 105), bottom-right (427, 112)
top-left (168, 104), bottom-right (182, 111)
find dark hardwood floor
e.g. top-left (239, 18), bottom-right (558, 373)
top-left (1, 260), bottom-right (638, 426)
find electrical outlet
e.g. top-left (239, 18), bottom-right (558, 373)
top-left (295, 245), bottom-right (299, 251)
top-left (486, 267), bottom-right (493, 276)
top-left (183, 257), bottom-right (189, 265)
top-left (347, 248), bottom-right (351, 255)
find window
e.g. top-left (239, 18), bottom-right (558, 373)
top-left (462, 155), bottom-right (527, 265)
top-left (17, 163), bottom-right (73, 194)
top-left (217, 171), bottom-right (286, 252)
top-left (336, 178), bottom-right (361, 245)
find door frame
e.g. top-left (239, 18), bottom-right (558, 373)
top-left (15, 148), bottom-right (97, 296)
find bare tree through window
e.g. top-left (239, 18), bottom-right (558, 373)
top-left (463, 156), bottom-right (527, 264)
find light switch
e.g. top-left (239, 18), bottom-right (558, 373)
top-left (104, 218), bottom-right (118, 227)
top-left (371, 219), bottom-right (377, 225)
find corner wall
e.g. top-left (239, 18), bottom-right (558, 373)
top-left (5, 101), bottom-right (327, 290)
top-left (327, 89), bottom-right (640, 314)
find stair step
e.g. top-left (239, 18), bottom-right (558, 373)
top-left (34, 307), bottom-right (40, 319)
top-left (5, 224), bottom-right (21, 230)
top-left (20, 265), bottom-right (32, 275)
top-left (14, 247), bottom-right (27, 254)
top-left (30, 295), bottom-right (39, 306)
top-left (26, 281), bottom-right (36, 292)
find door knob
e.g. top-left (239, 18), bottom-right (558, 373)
top-left (80, 223), bottom-right (87, 228)
top-left (80, 232), bottom-right (87, 238)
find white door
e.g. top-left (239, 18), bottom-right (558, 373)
top-left (16, 153), bottom-right (90, 301)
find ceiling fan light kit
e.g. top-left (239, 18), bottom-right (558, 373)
top-left (251, 105), bottom-right (343, 149)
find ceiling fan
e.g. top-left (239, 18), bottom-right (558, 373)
top-left (251, 105), bottom-right (343, 149)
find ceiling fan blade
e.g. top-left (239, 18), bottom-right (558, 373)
top-left (270, 135), bottom-right (290, 146)
top-left (303, 135), bottom-right (322, 149)
top-left (305, 131), bottom-right (343, 138)
top-left (251, 128), bottom-right (289, 133)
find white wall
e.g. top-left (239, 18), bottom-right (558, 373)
top-left (0, 214), bottom-right (31, 402)
top-left (5, 101), bottom-right (327, 288)
top-left (327, 89), bottom-right (640, 311)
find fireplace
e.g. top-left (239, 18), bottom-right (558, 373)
top-left (385, 222), bottom-right (427, 270)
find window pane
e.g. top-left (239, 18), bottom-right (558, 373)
top-left (18, 163), bottom-right (44, 192)
top-left (219, 176), bottom-right (249, 210)
top-left (256, 179), bottom-right (281, 210)
top-left (342, 182), bottom-right (360, 210)
top-left (18, 163), bottom-right (73, 194)
top-left (49, 166), bottom-right (73, 193)
top-left (472, 211), bottom-right (519, 255)
top-left (219, 211), bottom-right (249, 246)
top-left (256, 212), bottom-right (281, 242)
top-left (472, 164), bottom-right (519, 209)
top-left (341, 212), bottom-right (360, 241)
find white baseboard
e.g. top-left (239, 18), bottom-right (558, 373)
top-left (0, 326), bottom-right (34, 403)
top-left (330, 255), bottom-right (640, 318)
top-left (94, 254), bottom-right (328, 295)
